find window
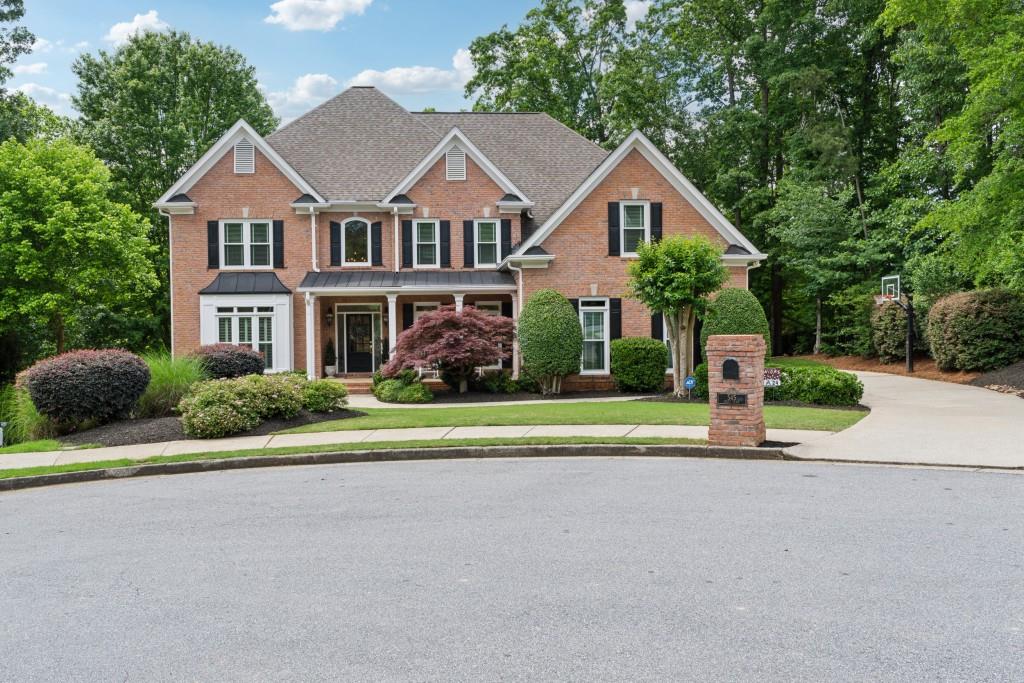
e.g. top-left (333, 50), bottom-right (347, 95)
top-left (234, 138), bottom-right (254, 174)
top-left (620, 202), bottom-right (650, 256)
top-left (343, 218), bottom-right (370, 265)
top-left (221, 220), bottom-right (272, 269)
top-left (413, 302), bottom-right (440, 321)
top-left (414, 220), bottom-right (439, 268)
top-left (475, 220), bottom-right (498, 267)
top-left (579, 298), bottom-right (609, 374)
top-left (215, 305), bottom-right (275, 369)
top-left (446, 145), bottom-right (466, 181)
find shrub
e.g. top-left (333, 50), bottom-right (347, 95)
top-left (372, 373), bottom-right (433, 404)
top-left (693, 362), bottom-right (862, 406)
top-left (324, 339), bottom-right (337, 370)
top-left (871, 302), bottom-right (908, 364)
top-left (138, 350), bottom-right (208, 417)
top-left (177, 374), bottom-right (306, 438)
top-left (373, 378), bottom-right (404, 403)
top-left (518, 289), bottom-right (583, 394)
top-left (302, 380), bottom-right (348, 413)
top-left (927, 289), bottom-right (1024, 371)
top-left (397, 382), bottom-right (433, 403)
top-left (195, 343), bottom-right (265, 379)
top-left (474, 371), bottom-right (519, 394)
top-left (18, 349), bottom-right (150, 425)
top-left (694, 362), bottom-right (709, 399)
top-left (700, 289), bottom-right (771, 358)
top-left (610, 337), bottom-right (669, 392)
top-left (0, 385), bottom-right (55, 444)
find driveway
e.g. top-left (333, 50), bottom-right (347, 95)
top-left (787, 371), bottom-right (1024, 468)
top-left (0, 458), bottom-right (1021, 681)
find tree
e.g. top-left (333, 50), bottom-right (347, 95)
top-left (627, 235), bottom-right (727, 395)
top-left (518, 289), bottom-right (583, 395)
top-left (0, 91), bottom-right (72, 142)
top-left (72, 30), bottom-right (278, 344)
top-left (0, 138), bottom-right (158, 353)
top-left (0, 0), bottom-right (32, 90)
top-left (381, 306), bottom-right (514, 393)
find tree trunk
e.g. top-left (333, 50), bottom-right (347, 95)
top-left (459, 378), bottom-right (468, 394)
top-left (814, 297), bottom-right (822, 355)
top-left (666, 310), bottom-right (683, 397)
top-left (685, 306), bottom-right (698, 377)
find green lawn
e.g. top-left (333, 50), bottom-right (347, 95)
top-left (0, 440), bottom-right (100, 455)
top-left (0, 436), bottom-right (704, 480)
top-left (770, 356), bottom-right (826, 369)
top-left (281, 400), bottom-right (867, 435)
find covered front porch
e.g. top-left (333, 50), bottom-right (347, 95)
top-left (297, 270), bottom-right (519, 379)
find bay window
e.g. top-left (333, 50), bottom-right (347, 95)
top-left (216, 305), bottom-right (275, 369)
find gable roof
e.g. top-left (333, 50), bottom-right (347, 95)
top-left (513, 130), bottom-right (766, 261)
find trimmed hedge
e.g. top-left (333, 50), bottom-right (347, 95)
top-left (195, 343), bottom-right (265, 379)
top-left (518, 289), bottom-right (583, 394)
top-left (18, 349), bottom-right (150, 425)
top-left (302, 380), bottom-right (349, 413)
top-left (700, 289), bottom-right (772, 359)
top-left (610, 337), bottom-right (668, 392)
top-left (693, 362), bottom-right (862, 406)
top-left (871, 301), bottom-right (907, 364)
top-left (926, 289), bottom-right (1024, 371)
top-left (373, 370), bottom-right (433, 403)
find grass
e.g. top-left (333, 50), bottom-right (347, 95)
top-left (0, 436), bottom-right (705, 480)
top-left (0, 384), bottom-right (55, 445)
top-left (0, 439), bottom-right (101, 455)
top-left (280, 400), bottom-right (867, 435)
top-left (138, 350), bottom-right (208, 418)
top-left (770, 356), bottom-right (827, 369)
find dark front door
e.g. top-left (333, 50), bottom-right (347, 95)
top-left (345, 314), bottom-right (374, 372)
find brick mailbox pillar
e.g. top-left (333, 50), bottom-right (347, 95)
top-left (706, 334), bottom-right (766, 447)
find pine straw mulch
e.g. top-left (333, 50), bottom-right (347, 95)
top-left (792, 355), bottom-right (980, 384)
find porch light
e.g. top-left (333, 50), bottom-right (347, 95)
top-left (325, 311), bottom-right (334, 326)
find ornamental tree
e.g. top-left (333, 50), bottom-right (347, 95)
top-left (517, 289), bottom-right (583, 395)
top-left (381, 306), bottom-right (514, 393)
top-left (627, 235), bottom-right (727, 396)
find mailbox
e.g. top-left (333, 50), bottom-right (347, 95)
top-left (722, 358), bottom-right (739, 380)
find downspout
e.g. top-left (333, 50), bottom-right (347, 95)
top-left (393, 207), bottom-right (400, 272)
top-left (507, 261), bottom-right (524, 379)
top-left (159, 208), bottom-right (175, 356)
top-left (310, 208), bottom-right (319, 272)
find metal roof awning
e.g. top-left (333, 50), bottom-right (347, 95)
top-left (199, 272), bottom-right (291, 295)
top-left (298, 270), bottom-right (515, 293)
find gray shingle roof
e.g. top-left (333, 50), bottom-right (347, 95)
top-left (725, 244), bottom-right (751, 255)
top-left (299, 270), bottom-right (515, 290)
top-left (264, 87), bottom-right (608, 224)
top-left (199, 272), bottom-right (291, 295)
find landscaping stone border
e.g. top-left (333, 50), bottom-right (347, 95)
top-left (0, 444), bottom-right (788, 492)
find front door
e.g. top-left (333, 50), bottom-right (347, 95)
top-left (345, 313), bottom-right (374, 372)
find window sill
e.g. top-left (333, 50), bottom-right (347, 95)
top-left (220, 265), bottom-right (274, 271)
top-left (341, 262), bottom-right (372, 268)
top-left (412, 265), bottom-right (441, 270)
top-left (579, 370), bottom-right (610, 376)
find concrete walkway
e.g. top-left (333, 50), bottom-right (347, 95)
top-left (786, 371), bottom-right (1024, 468)
top-left (0, 424), bottom-right (830, 472)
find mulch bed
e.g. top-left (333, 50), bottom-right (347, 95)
top-left (796, 354), bottom-right (980, 384)
top-left (429, 390), bottom-right (628, 404)
top-left (970, 360), bottom-right (1024, 398)
top-left (59, 409), bottom-right (365, 448)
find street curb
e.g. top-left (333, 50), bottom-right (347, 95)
top-left (0, 443), bottom-right (789, 492)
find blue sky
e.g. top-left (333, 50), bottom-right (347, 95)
top-left (8, 0), bottom-right (571, 121)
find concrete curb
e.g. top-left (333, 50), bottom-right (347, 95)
top-left (0, 444), bottom-right (788, 492)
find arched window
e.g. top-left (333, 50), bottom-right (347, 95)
top-left (344, 218), bottom-right (370, 265)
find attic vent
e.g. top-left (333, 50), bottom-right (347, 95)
top-left (234, 138), bottom-right (255, 174)
top-left (445, 145), bottom-right (466, 181)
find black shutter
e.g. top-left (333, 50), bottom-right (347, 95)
top-left (401, 220), bottom-right (413, 268)
top-left (402, 303), bottom-right (414, 331)
top-left (272, 220), bottom-right (284, 269)
top-left (371, 222), bottom-right (383, 266)
top-left (330, 221), bottom-right (341, 266)
top-left (610, 298), bottom-right (622, 340)
top-left (608, 202), bottom-right (620, 256)
top-left (207, 220), bottom-right (219, 269)
top-left (569, 298), bottom-right (579, 315)
top-left (440, 220), bottom-right (451, 267)
top-left (651, 313), bottom-right (663, 340)
top-left (651, 202), bottom-right (663, 241)
top-left (463, 220), bottom-right (474, 267)
top-left (500, 219), bottom-right (512, 259)
top-left (501, 301), bottom-right (513, 318)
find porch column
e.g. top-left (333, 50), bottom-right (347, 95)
top-left (304, 292), bottom-right (316, 380)
top-left (510, 292), bottom-right (520, 379)
top-left (387, 293), bottom-right (398, 354)
top-left (454, 293), bottom-right (464, 313)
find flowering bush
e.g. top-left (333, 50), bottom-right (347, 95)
top-left (178, 374), bottom-right (304, 438)
top-left (302, 380), bottom-right (349, 413)
top-left (194, 343), bottom-right (265, 379)
top-left (18, 349), bottom-right (150, 425)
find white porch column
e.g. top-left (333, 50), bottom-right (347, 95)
top-left (510, 292), bottom-right (520, 379)
top-left (387, 293), bottom-right (398, 354)
top-left (304, 292), bottom-right (316, 380)
top-left (454, 293), bottom-right (465, 313)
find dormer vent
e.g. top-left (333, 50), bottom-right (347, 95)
top-left (445, 145), bottom-right (466, 181)
top-left (234, 137), bottom-right (255, 174)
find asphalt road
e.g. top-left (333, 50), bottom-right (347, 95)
top-left (1, 457), bottom-right (1022, 681)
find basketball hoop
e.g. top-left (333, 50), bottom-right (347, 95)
top-left (874, 294), bottom-right (894, 306)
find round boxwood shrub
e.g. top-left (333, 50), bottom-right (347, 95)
top-left (926, 289), bottom-right (1024, 371)
top-left (397, 382), bottom-right (433, 403)
top-left (302, 380), bottom-right (349, 413)
top-left (610, 337), bottom-right (669, 392)
top-left (871, 301), bottom-right (907, 364)
top-left (195, 343), bottom-right (265, 379)
top-left (518, 289), bottom-right (583, 394)
top-left (18, 349), bottom-right (150, 425)
top-left (700, 289), bottom-right (771, 359)
top-left (372, 374), bottom-right (433, 403)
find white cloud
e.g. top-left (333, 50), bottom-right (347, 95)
top-left (13, 62), bottom-right (47, 75)
top-left (266, 73), bottom-right (339, 120)
top-left (264, 0), bottom-right (372, 32)
top-left (104, 10), bottom-right (169, 46)
top-left (72, 41), bottom-right (90, 52)
top-left (625, 0), bottom-right (651, 31)
top-left (346, 48), bottom-right (475, 95)
top-left (32, 37), bottom-right (53, 53)
top-left (15, 83), bottom-right (73, 115)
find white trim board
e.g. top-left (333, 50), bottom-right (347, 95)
top-left (514, 130), bottom-right (765, 259)
top-left (382, 127), bottom-right (533, 207)
top-left (155, 119), bottom-right (325, 206)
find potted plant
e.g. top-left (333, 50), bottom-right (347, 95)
top-left (324, 339), bottom-right (337, 377)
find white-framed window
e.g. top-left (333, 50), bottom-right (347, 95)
top-left (343, 218), bottom-right (370, 266)
top-left (413, 302), bottom-right (440, 321)
top-left (474, 220), bottom-right (499, 268)
top-left (221, 219), bottom-right (272, 269)
top-left (414, 219), bottom-right (439, 268)
top-left (620, 201), bottom-right (650, 257)
top-left (215, 305), bottom-right (275, 369)
top-left (579, 298), bottom-right (609, 374)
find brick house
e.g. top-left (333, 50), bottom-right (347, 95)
top-left (155, 86), bottom-right (765, 388)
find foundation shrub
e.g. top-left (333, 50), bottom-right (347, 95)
top-left (610, 338), bottom-right (669, 392)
